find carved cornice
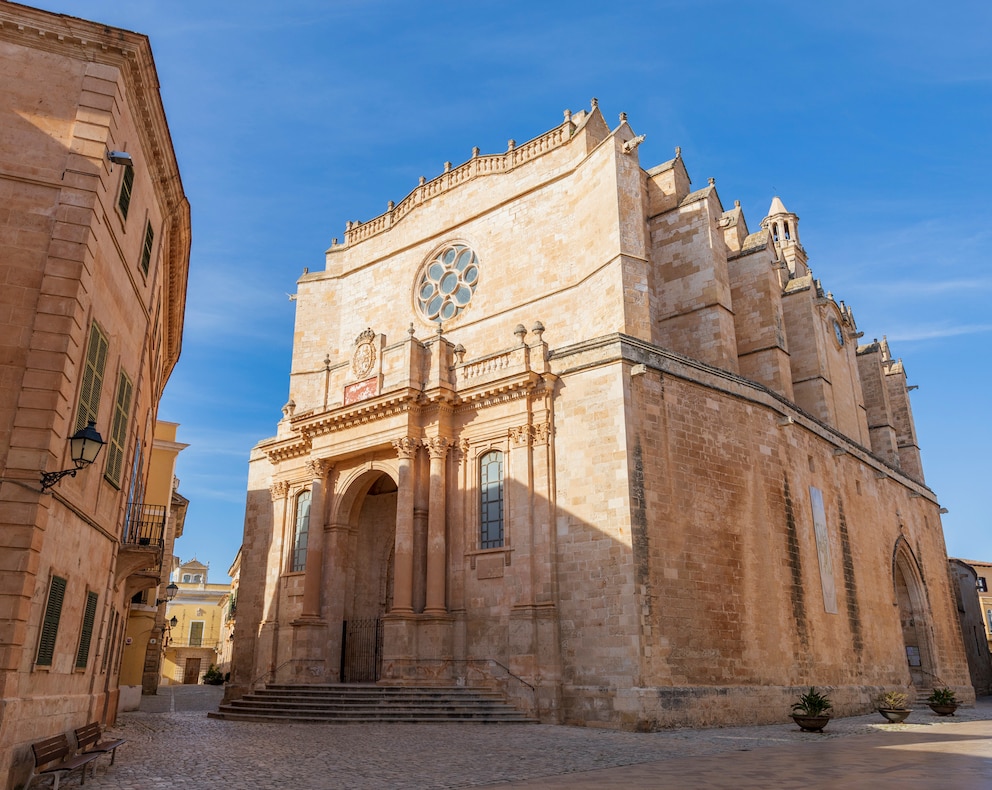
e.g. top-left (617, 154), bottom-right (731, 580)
top-left (292, 388), bottom-right (420, 439)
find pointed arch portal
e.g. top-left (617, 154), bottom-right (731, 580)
top-left (893, 541), bottom-right (935, 689)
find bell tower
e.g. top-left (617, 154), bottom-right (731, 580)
top-left (761, 196), bottom-right (808, 278)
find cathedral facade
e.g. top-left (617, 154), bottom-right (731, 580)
top-left (230, 102), bottom-right (969, 728)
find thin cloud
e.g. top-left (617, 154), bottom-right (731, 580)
top-left (887, 324), bottom-right (992, 343)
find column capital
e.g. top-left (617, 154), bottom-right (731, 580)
top-left (423, 436), bottom-right (450, 460)
top-left (306, 457), bottom-right (333, 480)
top-left (532, 421), bottom-right (551, 445)
top-left (269, 481), bottom-right (290, 501)
top-left (392, 436), bottom-right (419, 459)
top-left (509, 424), bottom-right (531, 447)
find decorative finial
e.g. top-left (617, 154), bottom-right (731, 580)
top-left (472, 146), bottom-right (480, 157)
top-left (708, 177), bottom-right (715, 186)
top-left (675, 146), bottom-right (681, 158)
top-left (444, 161), bottom-right (452, 172)
top-left (619, 111), bottom-right (627, 122)
top-left (419, 176), bottom-right (426, 186)
top-left (514, 324), bottom-right (527, 345)
top-left (323, 354), bottom-right (330, 369)
top-left (388, 200), bottom-right (394, 210)
top-left (507, 139), bottom-right (515, 151)
top-left (436, 323), bottom-right (444, 336)
top-left (734, 200), bottom-right (740, 208)
top-left (563, 109), bottom-right (571, 122)
top-left (408, 323), bottom-right (415, 336)
top-left (591, 97), bottom-right (599, 109)
top-left (331, 237), bottom-right (338, 246)
top-left (531, 321), bottom-right (545, 342)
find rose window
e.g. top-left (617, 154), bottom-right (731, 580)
top-left (415, 244), bottom-right (479, 322)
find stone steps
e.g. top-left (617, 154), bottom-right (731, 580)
top-left (208, 684), bottom-right (537, 724)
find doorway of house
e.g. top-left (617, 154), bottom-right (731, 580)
top-left (183, 657), bottom-right (201, 684)
top-left (340, 473), bottom-right (396, 682)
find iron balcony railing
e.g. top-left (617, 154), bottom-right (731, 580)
top-left (123, 502), bottom-right (166, 547)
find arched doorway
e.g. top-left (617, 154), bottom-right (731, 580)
top-left (893, 541), bottom-right (935, 690)
top-left (340, 471), bottom-right (397, 682)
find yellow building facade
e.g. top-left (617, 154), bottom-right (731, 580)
top-left (161, 561), bottom-right (228, 685)
top-left (119, 422), bottom-right (189, 707)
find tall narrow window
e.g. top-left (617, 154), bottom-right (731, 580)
top-left (76, 323), bottom-right (109, 432)
top-left (118, 165), bottom-right (135, 219)
top-left (291, 490), bottom-right (311, 572)
top-left (36, 575), bottom-right (67, 666)
top-left (75, 591), bottom-right (99, 669)
top-left (139, 221), bottom-right (155, 274)
top-left (104, 372), bottom-right (133, 487)
top-left (480, 451), bottom-right (504, 549)
top-left (188, 621), bottom-right (204, 647)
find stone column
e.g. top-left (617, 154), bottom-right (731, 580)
top-left (424, 436), bottom-right (449, 614)
top-left (391, 437), bottom-right (418, 614)
top-left (301, 459), bottom-right (332, 619)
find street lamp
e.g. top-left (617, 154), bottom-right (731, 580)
top-left (156, 582), bottom-right (180, 606)
top-left (40, 421), bottom-right (105, 491)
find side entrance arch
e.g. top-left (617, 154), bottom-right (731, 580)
top-left (335, 470), bottom-right (398, 682)
top-left (893, 539), bottom-right (937, 689)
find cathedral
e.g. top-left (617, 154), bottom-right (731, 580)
top-left (229, 101), bottom-right (970, 728)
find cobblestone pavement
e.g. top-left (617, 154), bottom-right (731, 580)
top-left (63, 687), bottom-right (992, 789)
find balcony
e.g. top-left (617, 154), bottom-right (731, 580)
top-left (124, 502), bottom-right (167, 547)
top-left (116, 502), bottom-right (167, 595)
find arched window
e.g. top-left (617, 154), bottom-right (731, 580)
top-left (480, 451), bottom-right (504, 549)
top-left (291, 490), bottom-right (311, 572)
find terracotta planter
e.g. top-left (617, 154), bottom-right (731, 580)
top-left (877, 707), bottom-right (912, 723)
top-left (792, 714), bottom-right (830, 732)
top-left (928, 703), bottom-right (957, 716)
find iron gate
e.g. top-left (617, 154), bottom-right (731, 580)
top-left (341, 618), bottom-right (383, 682)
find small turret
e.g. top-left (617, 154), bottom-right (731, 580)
top-left (760, 196), bottom-right (808, 278)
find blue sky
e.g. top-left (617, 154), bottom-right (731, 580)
top-left (30, 1), bottom-right (991, 580)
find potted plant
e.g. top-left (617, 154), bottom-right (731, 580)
top-left (875, 690), bottom-right (912, 723)
top-left (791, 687), bottom-right (833, 732)
top-left (926, 687), bottom-right (958, 716)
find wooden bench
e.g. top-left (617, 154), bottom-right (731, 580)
top-left (74, 721), bottom-right (127, 766)
top-left (29, 733), bottom-right (99, 789)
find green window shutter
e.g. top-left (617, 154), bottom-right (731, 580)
top-left (36, 575), bottom-right (67, 666)
top-left (104, 372), bottom-right (133, 487)
top-left (140, 222), bottom-right (155, 275)
top-left (75, 323), bottom-right (109, 432)
top-left (75, 591), bottom-right (99, 669)
top-left (118, 166), bottom-right (135, 219)
top-left (189, 621), bottom-right (204, 647)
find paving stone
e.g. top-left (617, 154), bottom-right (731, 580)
top-left (68, 687), bottom-right (992, 789)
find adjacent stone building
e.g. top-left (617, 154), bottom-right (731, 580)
top-left (230, 101), bottom-right (969, 728)
top-left (949, 559), bottom-right (992, 696)
top-left (0, 4), bottom-right (189, 784)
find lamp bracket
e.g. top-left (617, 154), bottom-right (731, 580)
top-left (40, 468), bottom-right (79, 491)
